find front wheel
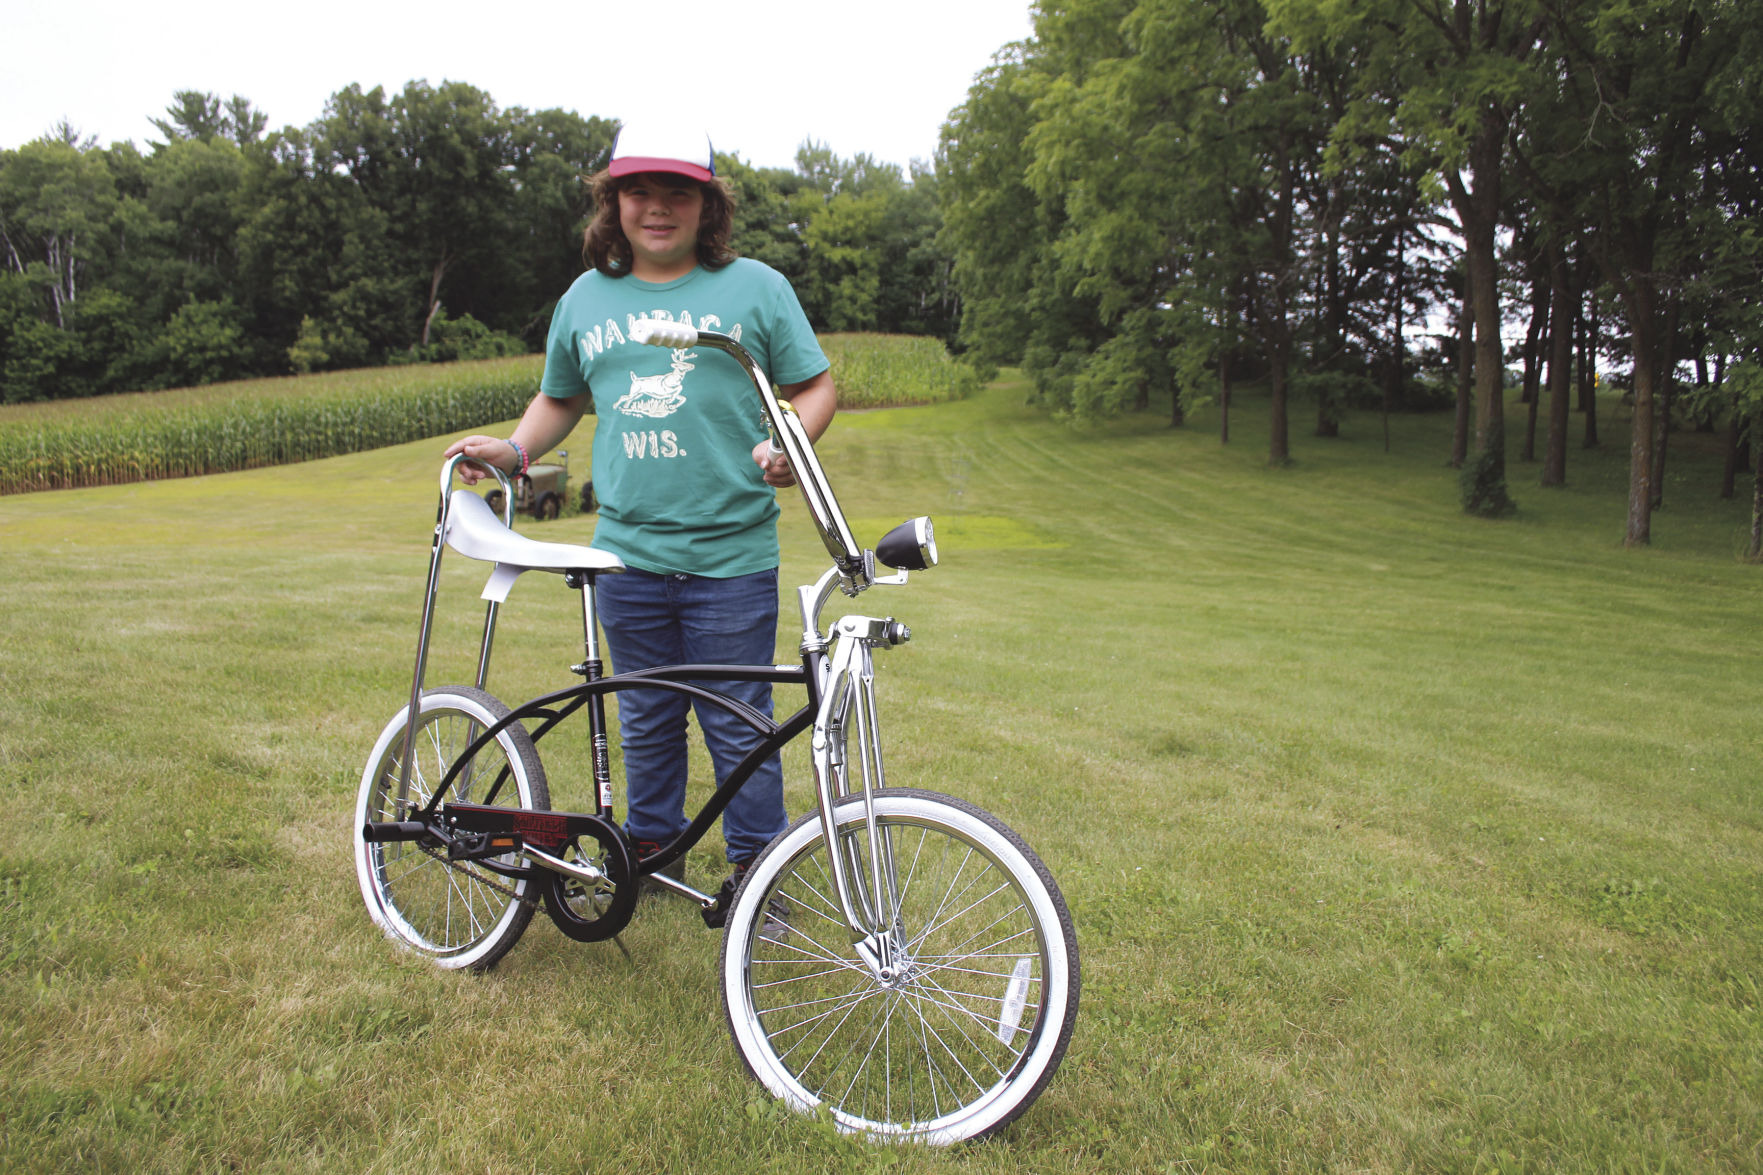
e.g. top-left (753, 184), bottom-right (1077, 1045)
top-left (720, 789), bottom-right (1079, 1143)
top-left (353, 686), bottom-right (549, 971)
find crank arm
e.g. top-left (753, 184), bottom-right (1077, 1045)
top-left (523, 843), bottom-right (607, 886)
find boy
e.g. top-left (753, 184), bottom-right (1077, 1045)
top-left (445, 120), bottom-right (834, 909)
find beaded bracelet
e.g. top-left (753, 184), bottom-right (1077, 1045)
top-left (506, 438), bottom-right (530, 477)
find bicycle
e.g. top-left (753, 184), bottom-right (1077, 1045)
top-left (353, 319), bottom-right (1079, 1143)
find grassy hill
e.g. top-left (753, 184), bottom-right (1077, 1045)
top-left (1, 378), bottom-right (1758, 1172)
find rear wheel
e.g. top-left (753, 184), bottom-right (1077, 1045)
top-left (720, 789), bottom-right (1078, 1143)
top-left (353, 686), bottom-right (548, 970)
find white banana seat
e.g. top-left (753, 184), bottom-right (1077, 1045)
top-left (442, 489), bottom-right (624, 601)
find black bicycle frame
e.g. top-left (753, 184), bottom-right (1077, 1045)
top-left (423, 645), bottom-right (826, 879)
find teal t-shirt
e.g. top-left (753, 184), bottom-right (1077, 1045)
top-left (539, 259), bottom-right (828, 576)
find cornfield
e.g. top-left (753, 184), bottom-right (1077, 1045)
top-left (0, 359), bottom-right (543, 496)
top-left (0, 337), bottom-right (977, 496)
top-left (821, 333), bottom-right (981, 410)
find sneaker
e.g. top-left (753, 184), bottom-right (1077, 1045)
top-left (635, 840), bottom-right (686, 897)
top-left (700, 861), bottom-right (748, 929)
top-left (701, 860), bottom-right (790, 940)
top-left (758, 895), bottom-right (792, 943)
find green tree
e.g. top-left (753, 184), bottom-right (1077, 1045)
top-left (801, 189), bottom-right (886, 330)
top-left (0, 137), bottom-right (121, 329)
top-left (950, 0), bottom-right (1349, 462)
top-left (234, 125), bottom-right (408, 370)
top-left (1270, 0), bottom-right (1544, 513)
top-left (317, 81), bottom-right (517, 348)
top-left (782, 142), bottom-right (953, 338)
top-left (151, 90), bottom-right (266, 147)
top-left (878, 164), bottom-right (959, 341)
top-left (154, 297), bottom-right (249, 387)
top-left (503, 107), bottom-right (616, 341)
top-left (1540, 0), bottom-right (1760, 544)
top-left (142, 136), bottom-right (247, 308)
top-left (939, 42), bottom-right (1100, 383)
top-left (723, 156), bottom-right (807, 286)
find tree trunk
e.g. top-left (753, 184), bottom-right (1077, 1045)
top-left (1750, 429), bottom-right (1763, 560)
top-left (1451, 131), bottom-right (1514, 516)
top-left (1651, 378), bottom-right (1672, 511)
top-left (1649, 293), bottom-right (1680, 510)
top-left (1451, 281), bottom-right (1472, 468)
top-left (1520, 261), bottom-right (1548, 463)
top-left (420, 253), bottom-right (452, 346)
top-left (1218, 349), bottom-right (1232, 445)
top-left (1382, 346), bottom-right (1396, 454)
top-left (1720, 382), bottom-right (1744, 501)
top-left (46, 234), bottom-right (76, 329)
top-left (1541, 242), bottom-right (1572, 487)
top-left (1580, 298), bottom-right (1600, 449)
top-left (1467, 211), bottom-right (1506, 470)
top-left (1269, 338), bottom-right (1291, 466)
top-left (1385, 227), bottom-right (1405, 455)
top-left (1315, 227), bottom-right (1343, 439)
top-left (1623, 283), bottom-right (1659, 546)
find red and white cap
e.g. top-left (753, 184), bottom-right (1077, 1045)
top-left (609, 121), bottom-right (716, 183)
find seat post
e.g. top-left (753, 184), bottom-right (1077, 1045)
top-left (568, 570), bottom-right (604, 679)
top-left (567, 569), bottom-right (616, 816)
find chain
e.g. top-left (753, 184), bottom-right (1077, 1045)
top-left (416, 842), bottom-right (539, 909)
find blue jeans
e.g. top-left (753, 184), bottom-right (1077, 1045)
top-left (594, 567), bottom-right (787, 864)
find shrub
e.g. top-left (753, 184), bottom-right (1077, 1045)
top-left (393, 310), bottom-right (528, 365)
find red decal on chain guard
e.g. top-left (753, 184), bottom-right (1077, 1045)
top-left (513, 810), bottom-right (568, 847)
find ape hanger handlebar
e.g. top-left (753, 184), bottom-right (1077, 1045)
top-left (628, 319), bottom-right (935, 597)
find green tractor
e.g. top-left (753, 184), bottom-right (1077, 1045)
top-left (484, 449), bottom-right (596, 521)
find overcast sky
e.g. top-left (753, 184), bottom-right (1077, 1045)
top-left (2, 0), bottom-right (1035, 172)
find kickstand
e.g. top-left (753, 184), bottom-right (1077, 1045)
top-left (611, 934), bottom-right (633, 964)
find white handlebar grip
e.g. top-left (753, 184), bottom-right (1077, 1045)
top-left (630, 318), bottom-right (699, 349)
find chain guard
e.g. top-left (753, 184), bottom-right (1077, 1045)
top-left (540, 814), bottom-right (638, 942)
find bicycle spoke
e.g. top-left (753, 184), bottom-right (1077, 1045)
top-left (763, 983), bottom-right (877, 1055)
top-left (912, 976), bottom-right (1023, 1069)
top-left (912, 920), bottom-right (1039, 978)
top-left (901, 987), bottom-right (992, 1093)
top-left (791, 981), bottom-right (885, 1080)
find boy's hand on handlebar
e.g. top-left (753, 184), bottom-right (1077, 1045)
top-left (753, 440), bottom-right (796, 488)
top-left (444, 435), bottom-right (514, 484)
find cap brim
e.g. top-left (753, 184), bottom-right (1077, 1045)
top-left (609, 156), bottom-right (714, 183)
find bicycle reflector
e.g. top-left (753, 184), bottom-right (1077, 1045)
top-left (876, 516), bottom-right (937, 571)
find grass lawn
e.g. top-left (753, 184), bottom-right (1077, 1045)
top-left (1, 378), bottom-right (1759, 1173)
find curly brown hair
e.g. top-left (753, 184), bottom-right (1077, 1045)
top-left (582, 169), bottom-right (738, 276)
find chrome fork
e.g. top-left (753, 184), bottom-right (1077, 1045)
top-left (811, 614), bottom-right (913, 976)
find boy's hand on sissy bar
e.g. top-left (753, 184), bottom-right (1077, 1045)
top-left (445, 434), bottom-right (512, 484)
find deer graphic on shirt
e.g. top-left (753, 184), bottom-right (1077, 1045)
top-left (613, 347), bottom-right (693, 419)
